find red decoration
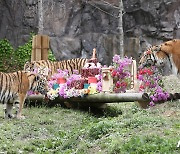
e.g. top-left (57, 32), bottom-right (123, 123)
top-left (57, 77), bottom-right (66, 84)
top-left (70, 79), bottom-right (87, 89)
top-left (88, 77), bottom-right (97, 84)
top-left (81, 68), bottom-right (100, 78)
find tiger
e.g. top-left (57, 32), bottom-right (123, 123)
top-left (0, 71), bottom-right (47, 119)
top-left (139, 45), bottom-right (168, 67)
top-left (24, 58), bottom-right (89, 79)
top-left (139, 45), bottom-right (173, 75)
top-left (24, 48), bottom-right (99, 79)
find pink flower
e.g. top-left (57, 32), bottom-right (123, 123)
top-left (111, 70), bottom-right (117, 77)
top-left (137, 74), bottom-right (143, 80)
top-left (149, 101), bottom-right (155, 106)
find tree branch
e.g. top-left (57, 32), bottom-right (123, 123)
top-left (82, 0), bottom-right (119, 18)
top-left (100, 0), bottom-right (119, 9)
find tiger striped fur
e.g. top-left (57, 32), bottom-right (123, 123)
top-left (24, 59), bottom-right (89, 79)
top-left (0, 71), bottom-right (47, 119)
top-left (139, 45), bottom-right (172, 75)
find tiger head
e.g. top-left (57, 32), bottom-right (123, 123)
top-left (139, 45), bottom-right (169, 68)
top-left (159, 39), bottom-right (180, 54)
top-left (24, 61), bottom-right (37, 72)
top-left (28, 73), bottom-right (48, 95)
top-left (24, 61), bottom-right (49, 78)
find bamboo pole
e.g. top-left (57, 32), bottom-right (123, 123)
top-left (27, 92), bottom-right (150, 104)
top-left (26, 92), bottom-right (179, 109)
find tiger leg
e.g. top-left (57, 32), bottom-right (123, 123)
top-left (4, 102), bottom-right (14, 119)
top-left (16, 94), bottom-right (26, 119)
top-left (14, 101), bottom-right (20, 118)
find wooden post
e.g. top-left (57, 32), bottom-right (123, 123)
top-left (129, 60), bottom-right (138, 91)
top-left (31, 36), bottom-right (36, 61)
top-left (41, 35), bottom-right (49, 60)
top-left (31, 35), bottom-right (49, 61)
top-left (126, 60), bottom-right (139, 93)
top-left (35, 35), bottom-right (42, 61)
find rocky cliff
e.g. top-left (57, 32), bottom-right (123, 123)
top-left (0, 0), bottom-right (180, 65)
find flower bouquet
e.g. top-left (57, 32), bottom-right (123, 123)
top-left (111, 55), bottom-right (132, 93)
top-left (137, 66), bottom-right (169, 106)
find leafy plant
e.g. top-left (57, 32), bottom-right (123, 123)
top-left (0, 36), bottom-right (33, 72)
top-left (14, 36), bottom-right (33, 69)
top-left (0, 39), bottom-right (15, 72)
top-left (48, 50), bottom-right (56, 61)
top-left (0, 34), bottom-right (56, 72)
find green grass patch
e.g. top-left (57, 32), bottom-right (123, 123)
top-left (0, 101), bottom-right (179, 153)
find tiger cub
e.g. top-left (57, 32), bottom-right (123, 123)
top-left (24, 58), bottom-right (89, 79)
top-left (0, 71), bottom-right (47, 119)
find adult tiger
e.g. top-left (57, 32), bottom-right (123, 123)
top-left (24, 48), bottom-right (98, 79)
top-left (24, 58), bottom-right (89, 79)
top-left (0, 71), bottom-right (47, 119)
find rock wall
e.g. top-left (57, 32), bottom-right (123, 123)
top-left (0, 0), bottom-right (180, 65)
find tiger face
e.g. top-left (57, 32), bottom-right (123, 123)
top-left (24, 61), bottom-right (37, 72)
top-left (35, 77), bottom-right (48, 95)
top-left (139, 45), bottom-right (169, 68)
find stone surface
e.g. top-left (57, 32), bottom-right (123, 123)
top-left (0, 0), bottom-right (180, 65)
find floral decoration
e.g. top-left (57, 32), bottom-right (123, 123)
top-left (111, 55), bottom-right (132, 93)
top-left (28, 54), bottom-right (170, 107)
top-left (137, 66), bottom-right (169, 106)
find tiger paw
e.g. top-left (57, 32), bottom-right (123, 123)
top-left (4, 114), bottom-right (14, 119)
top-left (16, 115), bottom-right (26, 120)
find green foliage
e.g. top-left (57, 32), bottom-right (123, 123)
top-left (14, 37), bottom-right (33, 69)
top-left (48, 50), bottom-right (56, 61)
top-left (0, 36), bottom-right (33, 72)
top-left (0, 34), bottom-right (56, 72)
top-left (0, 39), bottom-right (15, 72)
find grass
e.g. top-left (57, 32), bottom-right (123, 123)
top-left (0, 100), bottom-right (179, 154)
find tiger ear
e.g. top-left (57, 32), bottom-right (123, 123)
top-left (173, 39), bottom-right (177, 42)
